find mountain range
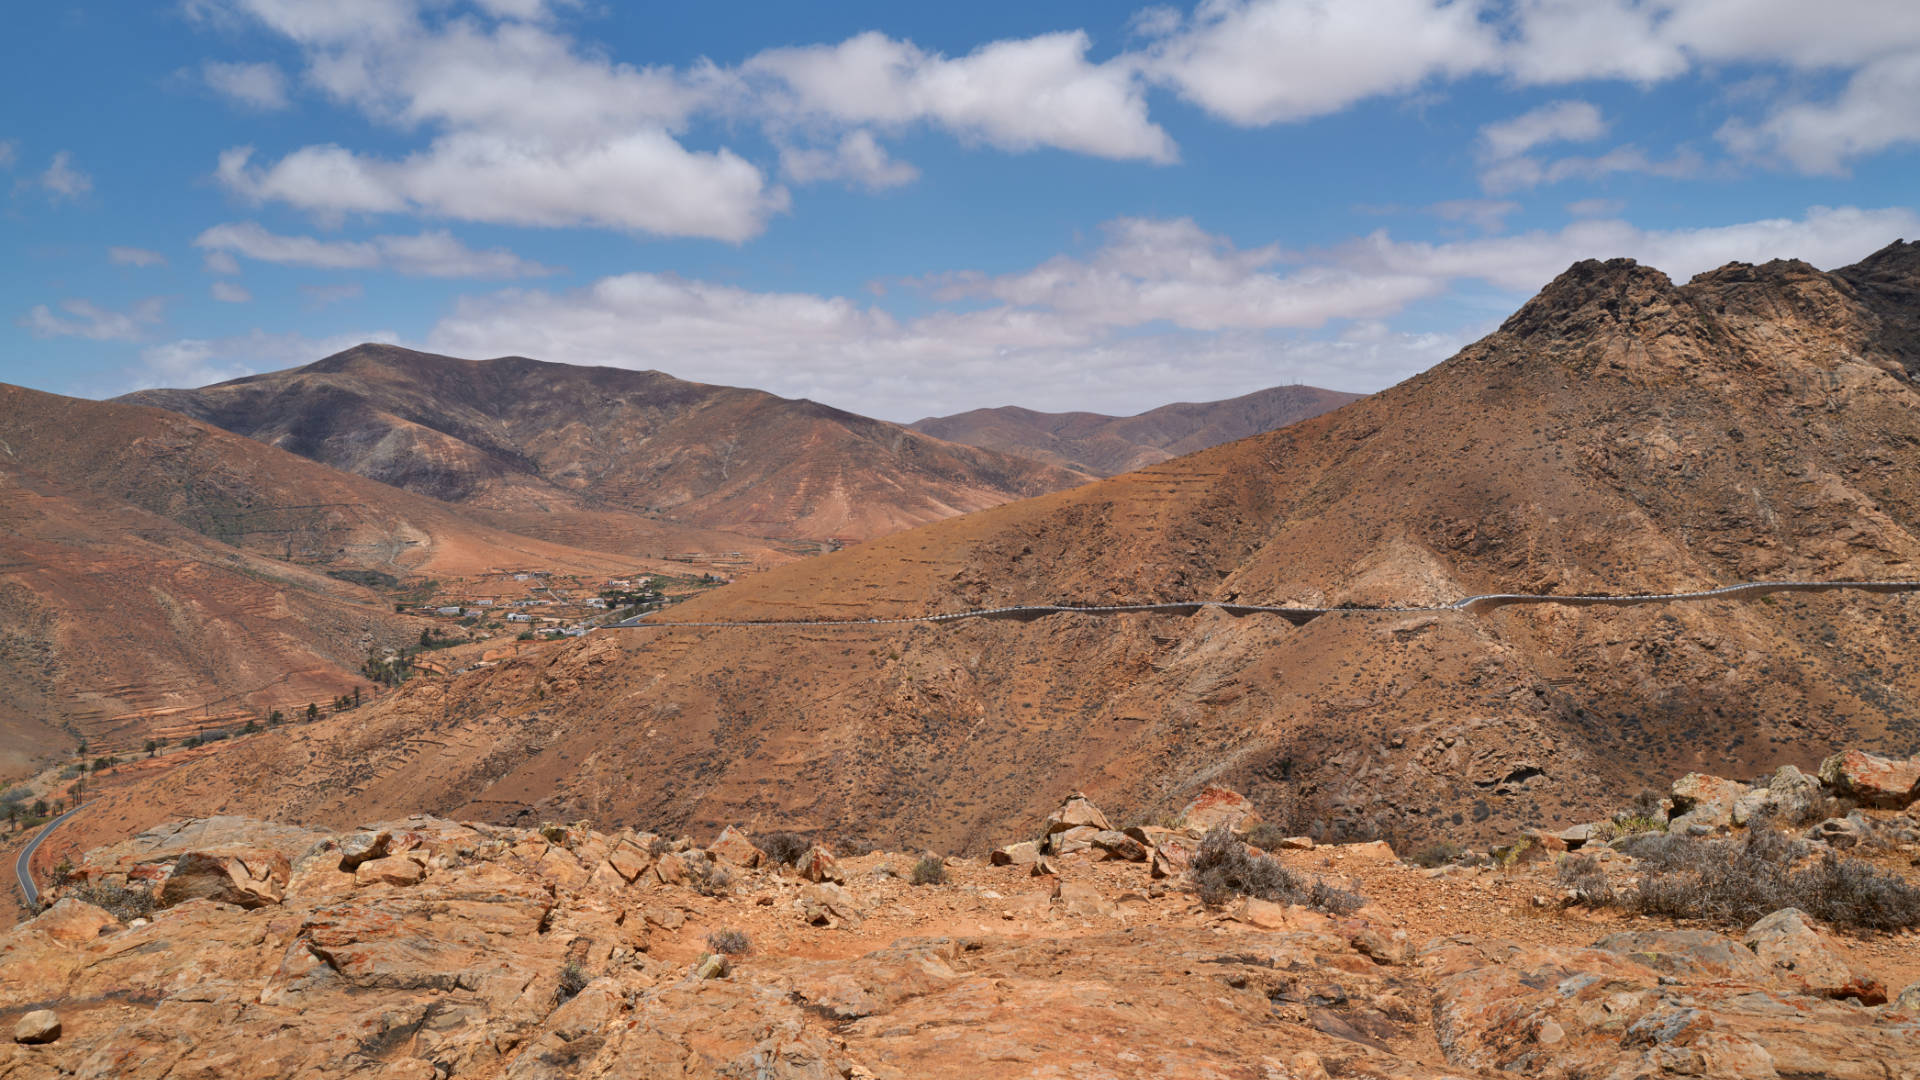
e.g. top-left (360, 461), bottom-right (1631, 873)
top-left (64, 240), bottom-right (1920, 857)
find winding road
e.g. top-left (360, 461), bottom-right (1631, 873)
top-left (13, 806), bottom-right (79, 912)
top-left (610, 578), bottom-right (1920, 631)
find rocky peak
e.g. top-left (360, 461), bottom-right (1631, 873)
top-left (1496, 257), bottom-right (1678, 341)
top-left (1834, 238), bottom-right (1920, 374)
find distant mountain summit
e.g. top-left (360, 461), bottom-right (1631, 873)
top-left (911, 384), bottom-right (1362, 476)
top-left (123, 346), bottom-right (1089, 546)
top-left (91, 241), bottom-right (1920, 854)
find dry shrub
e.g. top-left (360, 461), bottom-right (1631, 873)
top-left (1556, 852), bottom-right (1616, 906)
top-left (1408, 841), bottom-right (1464, 869)
top-left (705, 928), bottom-right (751, 955)
top-left (755, 831), bottom-right (810, 867)
top-left (1615, 827), bottom-right (1920, 931)
top-left (1189, 826), bottom-right (1364, 915)
top-left (910, 855), bottom-right (947, 886)
top-left (688, 857), bottom-right (732, 897)
top-left (557, 961), bottom-right (591, 1000)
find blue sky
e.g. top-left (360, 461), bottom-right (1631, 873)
top-left (4, 1), bottom-right (1918, 421)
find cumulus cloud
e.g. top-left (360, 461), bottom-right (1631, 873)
top-left (211, 281), bottom-right (253, 303)
top-left (779, 131), bottom-right (920, 190)
top-left (20, 297), bottom-right (164, 341)
top-left (39, 151), bottom-right (91, 200)
top-left (1136, 0), bottom-right (1500, 125)
top-left (195, 221), bottom-right (555, 277)
top-left (422, 205), bottom-right (1912, 420)
top-left (109, 246), bottom-right (168, 268)
top-left (121, 328), bottom-right (402, 392)
top-left (203, 250), bottom-right (243, 275)
top-left (203, 60), bottom-right (290, 109)
top-left (1720, 53), bottom-right (1920, 173)
top-left (743, 30), bottom-right (1175, 162)
top-left (1480, 100), bottom-right (1607, 160)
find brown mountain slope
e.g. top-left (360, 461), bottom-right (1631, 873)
top-left (82, 241), bottom-right (1920, 854)
top-left (911, 383), bottom-right (1363, 475)
top-left (0, 385), bottom-right (645, 775)
top-left (121, 346), bottom-right (1089, 545)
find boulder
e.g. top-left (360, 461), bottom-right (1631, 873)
top-left (29, 898), bottom-right (121, 943)
top-left (1178, 786), bottom-right (1259, 834)
top-left (11, 1010), bottom-right (59, 1045)
top-left (1273, 835), bottom-right (1315, 851)
top-left (708, 825), bottom-right (763, 868)
top-left (1046, 825), bottom-right (1101, 856)
top-left (652, 852), bottom-right (690, 887)
top-left (1667, 772), bottom-right (1745, 832)
top-left (334, 830), bottom-right (391, 871)
top-left (1149, 836), bottom-right (1196, 880)
top-left (158, 848), bottom-right (290, 909)
top-left (1806, 811), bottom-right (1872, 850)
top-left (354, 854), bottom-right (427, 887)
top-left (1232, 897), bottom-right (1331, 932)
top-left (1351, 925), bottom-right (1414, 965)
top-left (1594, 929), bottom-right (1772, 983)
top-left (989, 840), bottom-right (1042, 866)
top-left (1731, 765), bottom-right (1825, 826)
top-left (605, 839), bottom-right (654, 884)
top-left (1819, 749), bottom-right (1920, 808)
top-left (1893, 981), bottom-right (1920, 1015)
top-left (794, 844), bottom-right (844, 884)
top-left (1742, 908), bottom-right (1855, 996)
top-left (1043, 794), bottom-right (1110, 836)
top-left (796, 883), bottom-right (861, 928)
top-left (1088, 830), bottom-right (1148, 862)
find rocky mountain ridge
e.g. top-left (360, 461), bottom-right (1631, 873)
top-left (911, 383), bottom-right (1362, 476)
top-left (122, 346), bottom-right (1090, 547)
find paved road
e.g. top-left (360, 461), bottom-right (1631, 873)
top-left (609, 577), bottom-right (1920, 631)
top-left (14, 805), bottom-right (80, 911)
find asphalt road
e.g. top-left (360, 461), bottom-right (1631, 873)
top-left (13, 805), bottom-right (79, 911)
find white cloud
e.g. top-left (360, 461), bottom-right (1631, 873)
top-left (20, 298), bottom-right (164, 341)
top-left (203, 250), bottom-right (243, 275)
top-left (121, 328), bottom-right (401, 392)
top-left (424, 204), bottom-right (1916, 419)
top-left (778, 130), bottom-right (919, 189)
top-left (1136, 0), bottom-right (1501, 126)
top-left (743, 30), bottom-right (1175, 163)
top-left (39, 151), bottom-right (91, 200)
top-left (211, 281), bottom-right (253, 303)
top-left (1428, 199), bottom-right (1520, 233)
top-left (1480, 100), bottom-right (1607, 160)
top-left (1480, 144), bottom-right (1704, 194)
top-left (203, 60), bottom-right (290, 109)
top-left (195, 220), bottom-right (555, 277)
top-left (0, 140), bottom-right (15, 170)
top-left (109, 246), bottom-right (168, 268)
top-left (1720, 53), bottom-right (1920, 173)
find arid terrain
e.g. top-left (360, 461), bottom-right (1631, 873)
top-left (0, 386), bottom-right (659, 776)
top-left (4, 760), bottom-right (1918, 1078)
top-left (124, 346), bottom-right (1090, 546)
top-left (913, 383), bottom-right (1363, 476)
top-left (35, 242), bottom-right (1920, 864)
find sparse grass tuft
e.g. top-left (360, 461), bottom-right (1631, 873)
top-left (558, 961), bottom-right (591, 1000)
top-left (1189, 826), bottom-right (1364, 915)
top-left (1242, 822), bottom-right (1292, 851)
top-left (910, 855), bottom-right (947, 886)
top-left (1407, 841), bottom-right (1464, 869)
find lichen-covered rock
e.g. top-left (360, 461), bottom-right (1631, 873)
top-left (1742, 908), bottom-right (1857, 997)
top-left (708, 825), bottom-right (763, 868)
top-left (795, 883), bottom-right (861, 928)
top-left (1731, 764), bottom-right (1825, 826)
top-left (794, 844), bottom-right (843, 883)
top-left (158, 848), bottom-right (291, 909)
top-left (1178, 786), bottom-right (1259, 834)
top-left (989, 840), bottom-right (1041, 866)
top-left (1667, 772), bottom-right (1746, 832)
top-left (1042, 794), bottom-right (1110, 836)
top-left (1819, 749), bottom-right (1920, 808)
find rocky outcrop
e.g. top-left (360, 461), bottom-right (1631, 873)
top-left (1179, 785), bottom-right (1260, 833)
top-left (7, 797), bottom-right (1915, 1080)
top-left (1820, 749), bottom-right (1920, 808)
top-left (11, 1011), bottom-right (59, 1045)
